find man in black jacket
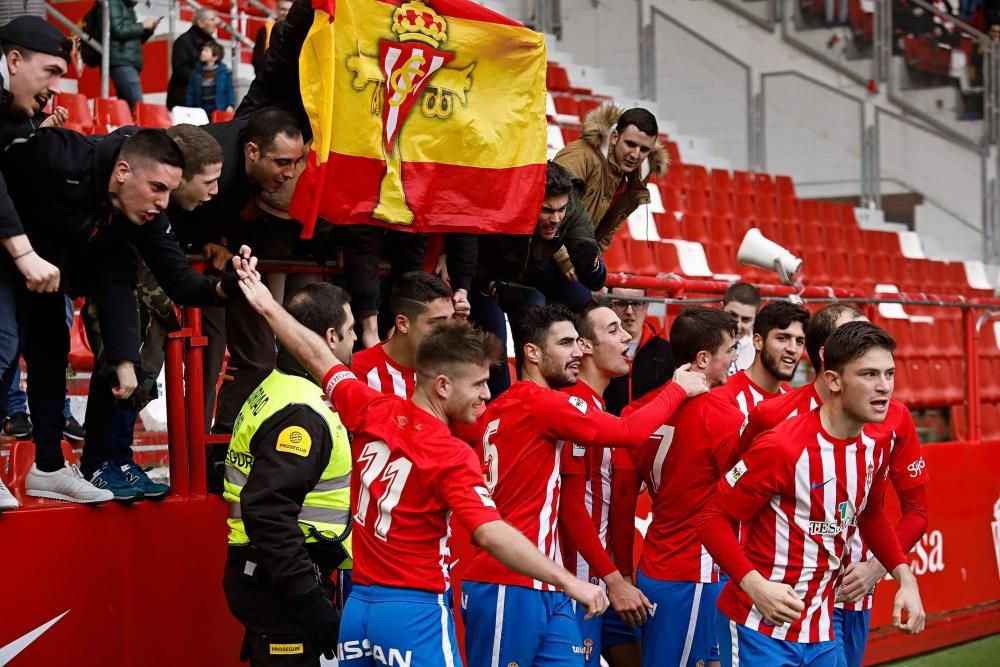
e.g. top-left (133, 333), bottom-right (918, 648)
top-left (603, 287), bottom-right (675, 417)
top-left (470, 160), bottom-right (606, 394)
top-left (166, 8), bottom-right (218, 109)
top-left (1, 127), bottom-right (252, 503)
top-left (169, 108), bottom-right (304, 435)
top-left (78, 125), bottom-right (226, 500)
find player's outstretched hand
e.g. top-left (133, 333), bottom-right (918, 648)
top-left (837, 560), bottom-right (883, 604)
top-left (740, 571), bottom-right (804, 626)
top-left (564, 577), bottom-right (610, 620)
top-left (234, 254), bottom-right (273, 315)
top-left (892, 573), bottom-right (925, 634)
top-left (672, 363), bottom-right (709, 398)
top-left (606, 574), bottom-right (652, 627)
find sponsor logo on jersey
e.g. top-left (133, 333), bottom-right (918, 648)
top-left (338, 640), bottom-right (413, 667)
top-left (582, 638), bottom-right (594, 660)
top-left (572, 443), bottom-right (586, 457)
top-left (907, 457), bottom-right (927, 478)
top-left (865, 463), bottom-right (874, 487)
top-left (473, 485), bottom-right (497, 508)
top-left (725, 460), bottom-right (747, 487)
top-left (270, 643), bottom-right (304, 655)
top-left (569, 396), bottom-right (589, 414)
top-left (648, 603), bottom-right (658, 618)
top-left (810, 478), bottom-right (833, 491)
top-left (809, 501), bottom-right (857, 535)
top-left (276, 426), bottom-right (312, 457)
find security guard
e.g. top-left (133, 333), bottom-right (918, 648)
top-left (223, 282), bottom-right (356, 666)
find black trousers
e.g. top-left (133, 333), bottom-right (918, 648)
top-left (19, 289), bottom-right (71, 471)
top-left (342, 225), bottom-right (427, 318)
top-left (223, 550), bottom-right (337, 667)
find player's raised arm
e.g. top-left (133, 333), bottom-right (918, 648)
top-left (236, 256), bottom-right (339, 381)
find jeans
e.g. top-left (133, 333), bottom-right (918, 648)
top-left (20, 289), bottom-right (72, 471)
top-left (4, 294), bottom-right (75, 419)
top-left (470, 260), bottom-right (598, 397)
top-left (79, 371), bottom-right (138, 477)
top-left (109, 65), bottom-right (143, 110)
top-left (0, 260), bottom-right (19, 420)
top-left (825, 0), bottom-right (849, 24)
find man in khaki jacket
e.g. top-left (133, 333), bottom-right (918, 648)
top-left (554, 104), bottom-right (667, 277)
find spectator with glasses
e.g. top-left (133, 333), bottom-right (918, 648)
top-left (603, 287), bottom-right (675, 417)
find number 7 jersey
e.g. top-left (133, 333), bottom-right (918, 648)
top-left (323, 366), bottom-right (502, 593)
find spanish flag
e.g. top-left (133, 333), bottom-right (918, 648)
top-left (292, 0), bottom-right (548, 238)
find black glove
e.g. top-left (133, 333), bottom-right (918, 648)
top-left (218, 271), bottom-right (242, 299)
top-left (295, 586), bottom-right (340, 660)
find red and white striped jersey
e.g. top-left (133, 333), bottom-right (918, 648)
top-left (745, 385), bottom-right (930, 612)
top-left (463, 381), bottom-right (603, 590)
top-left (559, 382), bottom-right (612, 584)
top-left (350, 343), bottom-right (416, 399)
top-left (322, 365), bottom-right (501, 594)
top-left (714, 410), bottom-right (890, 643)
top-left (839, 398), bottom-right (929, 611)
top-left (616, 390), bottom-right (745, 582)
top-left (715, 369), bottom-right (786, 418)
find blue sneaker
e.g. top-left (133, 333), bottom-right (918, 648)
top-left (119, 460), bottom-right (169, 499)
top-left (90, 461), bottom-right (144, 502)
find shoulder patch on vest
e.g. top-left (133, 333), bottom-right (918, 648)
top-left (275, 426), bottom-right (312, 457)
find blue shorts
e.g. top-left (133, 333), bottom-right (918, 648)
top-left (833, 608), bottom-right (870, 667)
top-left (600, 606), bottom-right (641, 649)
top-left (637, 568), bottom-right (722, 667)
top-left (338, 585), bottom-right (461, 667)
top-left (570, 599), bottom-right (606, 666)
top-left (462, 581), bottom-right (583, 667)
top-left (710, 573), bottom-right (730, 662)
top-left (715, 611), bottom-right (837, 667)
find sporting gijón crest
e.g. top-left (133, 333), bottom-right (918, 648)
top-left (379, 40), bottom-right (454, 151)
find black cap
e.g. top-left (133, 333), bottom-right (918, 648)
top-left (0, 16), bottom-right (72, 63)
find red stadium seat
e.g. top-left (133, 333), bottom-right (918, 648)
top-left (733, 193), bottom-right (756, 223)
top-left (982, 404), bottom-right (1000, 441)
top-left (551, 93), bottom-right (580, 118)
top-left (775, 175), bottom-right (795, 199)
top-left (546, 62), bottom-right (571, 91)
top-left (881, 318), bottom-right (916, 360)
top-left (800, 222), bottom-right (826, 249)
top-left (980, 358), bottom-right (1000, 402)
top-left (797, 199), bottom-right (819, 225)
top-left (827, 251), bottom-right (852, 288)
top-left (754, 173), bottom-right (776, 203)
top-left (711, 168), bottom-right (732, 194)
top-left (801, 250), bottom-right (831, 286)
top-left (849, 253), bottom-right (876, 290)
top-left (706, 243), bottom-right (738, 275)
top-left (732, 170), bottom-right (755, 196)
top-left (685, 187), bottom-right (709, 218)
top-left (684, 165), bottom-right (710, 198)
top-left (664, 141), bottom-right (681, 166)
top-left (653, 211), bottom-right (682, 240)
top-left (602, 236), bottom-right (630, 273)
top-left (930, 357), bottom-right (963, 405)
top-left (54, 93), bottom-right (94, 134)
top-left (134, 101), bottom-right (171, 128)
top-left (776, 196), bottom-right (798, 223)
top-left (560, 125), bottom-right (581, 144)
top-left (622, 240), bottom-right (661, 276)
top-left (939, 320), bottom-right (964, 358)
top-left (94, 97), bottom-right (134, 134)
top-left (755, 193), bottom-right (777, 223)
top-left (678, 214), bottom-right (710, 245)
top-left (708, 216), bottom-right (735, 244)
top-left (951, 404), bottom-right (967, 441)
top-left (709, 190), bottom-right (732, 219)
top-left (212, 109), bottom-right (235, 122)
top-left (576, 96), bottom-right (603, 118)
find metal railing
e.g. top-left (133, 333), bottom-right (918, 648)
top-left (46, 0), bottom-right (110, 98)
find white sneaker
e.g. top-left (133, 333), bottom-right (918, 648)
top-left (25, 463), bottom-right (114, 504)
top-left (0, 478), bottom-right (18, 511)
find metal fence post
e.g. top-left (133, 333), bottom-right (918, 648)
top-left (100, 0), bottom-right (110, 99)
top-left (230, 2), bottom-right (240, 88)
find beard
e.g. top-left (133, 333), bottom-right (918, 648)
top-left (761, 347), bottom-right (797, 382)
top-left (540, 355), bottom-right (577, 389)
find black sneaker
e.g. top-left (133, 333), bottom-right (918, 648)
top-left (63, 416), bottom-right (85, 441)
top-left (2, 412), bottom-right (33, 439)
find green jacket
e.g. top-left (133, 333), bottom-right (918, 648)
top-left (108, 0), bottom-right (151, 70)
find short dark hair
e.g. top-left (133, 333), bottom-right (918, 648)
top-left (389, 271), bottom-right (453, 322)
top-left (752, 301), bottom-right (810, 339)
top-left (722, 282), bottom-right (761, 308)
top-left (1, 43), bottom-right (36, 59)
top-left (244, 107), bottom-right (301, 152)
top-left (166, 124), bottom-right (223, 180)
top-left (545, 161), bottom-right (574, 198)
top-left (119, 129), bottom-right (186, 172)
top-left (203, 40), bottom-right (225, 62)
top-left (570, 300), bottom-right (605, 342)
top-left (284, 283), bottom-right (351, 338)
top-left (416, 321), bottom-right (502, 378)
top-left (823, 321), bottom-right (895, 375)
top-left (616, 108), bottom-right (658, 137)
top-left (512, 304), bottom-right (577, 376)
top-left (670, 306), bottom-right (738, 366)
top-left (805, 304), bottom-right (866, 371)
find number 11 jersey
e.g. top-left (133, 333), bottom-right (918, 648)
top-left (323, 365), bottom-right (502, 594)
